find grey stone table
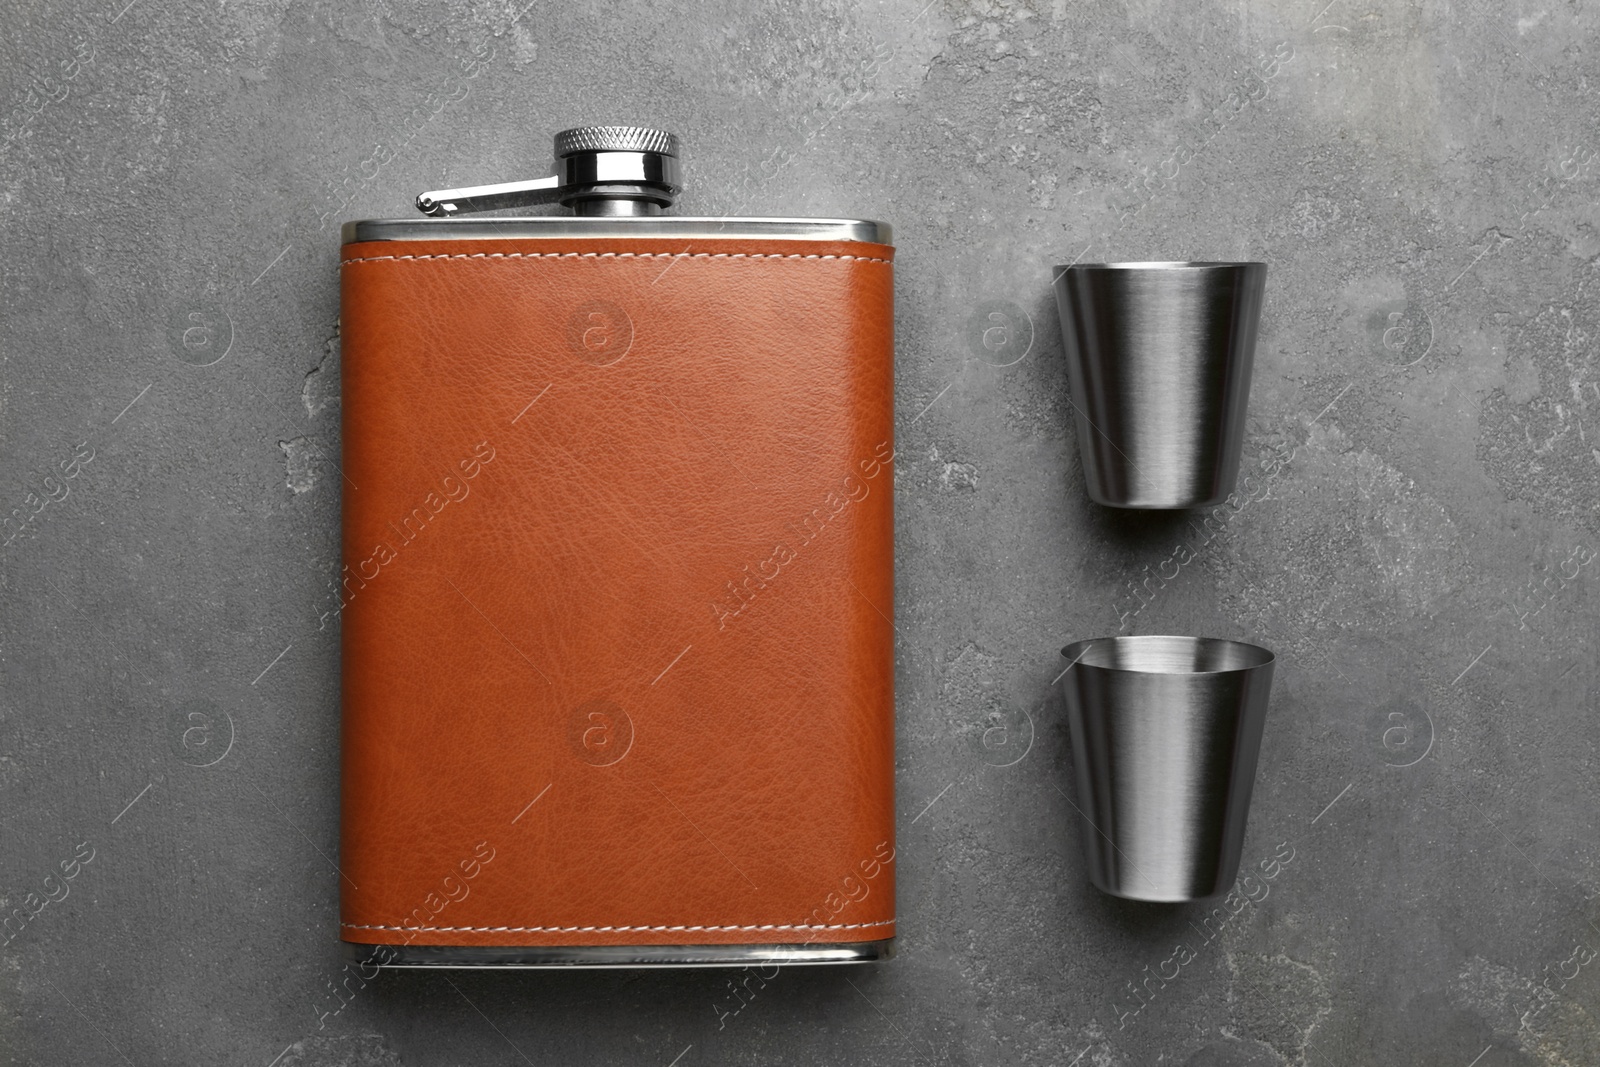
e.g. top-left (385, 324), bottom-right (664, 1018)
top-left (3, 0), bottom-right (1597, 1064)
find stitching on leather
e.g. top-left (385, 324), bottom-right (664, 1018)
top-left (339, 919), bottom-right (896, 933)
top-left (340, 251), bottom-right (893, 265)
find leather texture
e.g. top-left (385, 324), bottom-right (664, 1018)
top-left (339, 235), bottom-right (896, 947)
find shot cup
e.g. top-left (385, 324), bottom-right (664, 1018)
top-left (1053, 262), bottom-right (1267, 508)
top-left (1058, 635), bottom-right (1275, 902)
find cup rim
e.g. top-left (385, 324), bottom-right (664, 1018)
top-left (1053, 260), bottom-right (1267, 271)
top-left (1058, 635), bottom-right (1275, 676)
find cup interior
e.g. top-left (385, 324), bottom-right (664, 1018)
top-left (1060, 635), bottom-right (1272, 675)
top-left (1052, 260), bottom-right (1266, 272)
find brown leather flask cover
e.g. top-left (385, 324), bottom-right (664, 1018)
top-left (339, 235), bottom-right (896, 948)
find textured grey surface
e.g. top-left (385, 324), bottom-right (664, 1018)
top-left (2, 0), bottom-right (1598, 1064)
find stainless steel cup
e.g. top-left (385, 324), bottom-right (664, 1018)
top-left (1058, 635), bottom-right (1275, 902)
top-left (1053, 262), bottom-right (1267, 508)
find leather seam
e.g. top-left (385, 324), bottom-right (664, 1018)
top-left (339, 919), bottom-right (896, 933)
top-left (340, 251), bottom-right (893, 265)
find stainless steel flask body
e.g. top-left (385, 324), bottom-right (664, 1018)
top-left (1053, 262), bottom-right (1267, 509)
top-left (1059, 635), bottom-right (1275, 902)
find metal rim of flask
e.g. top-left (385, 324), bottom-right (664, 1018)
top-left (342, 938), bottom-right (894, 969)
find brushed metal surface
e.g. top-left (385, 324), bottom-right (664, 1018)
top-left (342, 216), bottom-right (892, 243)
top-left (1053, 262), bottom-right (1267, 508)
top-left (1059, 635), bottom-right (1276, 902)
top-left (341, 939), bottom-right (893, 969)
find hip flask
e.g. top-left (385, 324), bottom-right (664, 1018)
top-left (338, 127), bottom-right (896, 968)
